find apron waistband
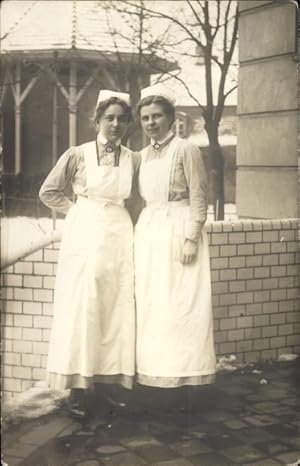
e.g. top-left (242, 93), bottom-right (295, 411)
top-left (77, 195), bottom-right (124, 208)
top-left (145, 199), bottom-right (189, 209)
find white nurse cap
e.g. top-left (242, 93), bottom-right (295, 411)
top-left (140, 83), bottom-right (176, 105)
top-left (96, 89), bottom-right (131, 107)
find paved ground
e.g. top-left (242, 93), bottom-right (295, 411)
top-left (3, 359), bottom-right (300, 466)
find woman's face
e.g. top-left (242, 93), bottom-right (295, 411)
top-left (96, 104), bottom-right (128, 142)
top-left (140, 103), bottom-right (172, 141)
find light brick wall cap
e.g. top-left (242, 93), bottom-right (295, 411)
top-left (207, 218), bottom-right (299, 233)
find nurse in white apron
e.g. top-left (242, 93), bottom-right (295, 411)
top-left (39, 90), bottom-right (138, 417)
top-left (135, 84), bottom-right (216, 394)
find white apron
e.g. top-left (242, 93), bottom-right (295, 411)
top-left (47, 142), bottom-right (135, 390)
top-left (135, 137), bottom-right (216, 387)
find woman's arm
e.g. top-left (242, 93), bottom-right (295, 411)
top-left (182, 141), bottom-right (208, 242)
top-left (181, 141), bottom-right (208, 264)
top-left (39, 147), bottom-right (78, 215)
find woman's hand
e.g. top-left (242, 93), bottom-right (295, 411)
top-left (180, 239), bottom-right (198, 265)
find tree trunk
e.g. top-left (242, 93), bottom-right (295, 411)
top-left (127, 69), bottom-right (149, 151)
top-left (206, 125), bottom-right (225, 221)
top-left (210, 143), bottom-right (225, 221)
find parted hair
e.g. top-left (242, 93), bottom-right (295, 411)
top-left (137, 95), bottom-right (175, 127)
top-left (94, 97), bottom-right (132, 125)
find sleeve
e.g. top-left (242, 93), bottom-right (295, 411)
top-left (39, 147), bottom-right (78, 215)
top-left (182, 142), bottom-right (208, 242)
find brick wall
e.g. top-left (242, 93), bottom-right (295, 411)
top-left (1, 219), bottom-right (299, 399)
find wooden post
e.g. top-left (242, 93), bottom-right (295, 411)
top-left (69, 60), bottom-right (77, 146)
top-left (10, 61), bottom-right (39, 176)
top-left (0, 66), bottom-right (11, 108)
top-left (52, 82), bottom-right (58, 229)
top-left (15, 62), bottom-right (21, 175)
top-left (52, 83), bottom-right (58, 166)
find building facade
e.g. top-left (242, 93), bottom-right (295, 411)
top-left (236, 0), bottom-right (298, 218)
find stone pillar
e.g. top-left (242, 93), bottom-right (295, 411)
top-left (236, 1), bottom-right (298, 218)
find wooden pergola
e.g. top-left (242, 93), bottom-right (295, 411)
top-left (0, 0), bottom-right (177, 175)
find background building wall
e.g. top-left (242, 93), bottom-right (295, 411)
top-left (2, 219), bottom-right (299, 399)
top-left (237, 0), bottom-right (298, 218)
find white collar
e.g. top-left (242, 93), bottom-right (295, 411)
top-left (97, 132), bottom-right (121, 147)
top-left (151, 130), bottom-right (174, 146)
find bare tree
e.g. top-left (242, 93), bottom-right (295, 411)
top-left (98, 0), bottom-right (178, 149)
top-left (108, 0), bottom-right (239, 220)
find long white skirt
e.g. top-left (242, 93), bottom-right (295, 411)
top-left (135, 204), bottom-right (216, 387)
top-left (47, 197), bottom-right (135, 390)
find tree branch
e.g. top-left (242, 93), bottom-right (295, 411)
top-left (215, 3), bottom-right (238, 125)
top-left (224, 84), bottom-right (237, 100)
top-left (227, 4), bottom-right (239, 63)
top-left (215, 1), bottom-right (221, 34)
top-left (123, 0), bottom-right (205, 48)
top-left (223, 0), bottom-right (232, 52)
top-left (203, 1), bottom-right (213, 118)
top-left (211, 2), bottom-right (221, 41)
top-left (104, 9), bottom-right (126, 70)
top-left (195, 0), bottom-right (205, 16)
top-left (0, 33), bottom-right (9, 41)
top-left (140, 53), bottom-right (205, 110)
top-left (186, 0), bottom-right (204, 28)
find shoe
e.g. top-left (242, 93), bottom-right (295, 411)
top-left (104, 394), bottom-right (127, 409)
top-left (66, 388), bottom-right (89, 420)
top-left (94, 384), bottom-right (128, 414)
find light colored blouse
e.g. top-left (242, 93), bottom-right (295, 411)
top-left (144, 137), bottom-right (208, 242)
top-left (39, 142), bottom-right (140, 215)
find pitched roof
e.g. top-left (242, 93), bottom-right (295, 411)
top-left (1, 0), bottom-right (135, 53)
top-left (0, 0), bottom-right (177, 76)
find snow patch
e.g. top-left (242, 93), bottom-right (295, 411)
top-left (217, 354), bottom-right (239, 372)
top-left (259, 379), bottom-right (268, 385)
top-left (278, 353), bottom-right (299, 362)
top-left (3, 383), bottom-right (68, 425)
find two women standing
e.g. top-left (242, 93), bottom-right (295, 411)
top-left (39, 85), bottom-right (216, 417)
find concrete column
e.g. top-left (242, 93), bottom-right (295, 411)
top-left (236, 1), bottom-right (298, 218)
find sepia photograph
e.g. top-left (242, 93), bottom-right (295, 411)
top-left (1, 1), bottom-right (299, 465)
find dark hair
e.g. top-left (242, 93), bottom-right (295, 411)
top-left (94, 96), bottom-right (132, 125)
top-left (137, 95), bottom-right (175, 127)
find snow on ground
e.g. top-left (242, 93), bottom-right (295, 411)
top-left (207, 203), bottom-right (237, 222)
top-left (3, 354), bottom-right (298, 425)
top-left (3, 382), bottom-right (68, 426)
top-left (278, 353), bottom-right (299, 362)
top-left (1, 216), bottom-right (64, 266)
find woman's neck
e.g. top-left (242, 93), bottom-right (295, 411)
top-left (151, 130), bottom-right (174, 145)
top-left (97, 132), bottom-right (121, 147)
